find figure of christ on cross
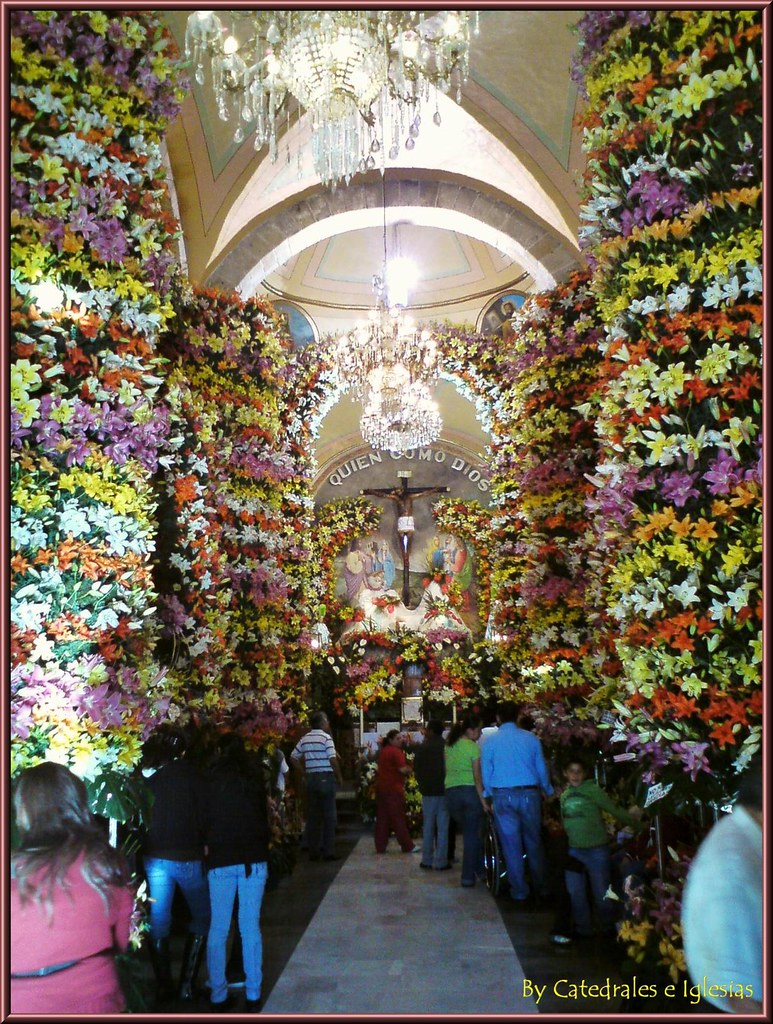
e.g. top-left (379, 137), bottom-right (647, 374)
top-left (361, 471), bottom-right (449, 606)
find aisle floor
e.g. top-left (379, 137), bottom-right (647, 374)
top-left (262, 835), bottom-right (537, 1015)
top-left (145, 814), bottom-right (634, 1017)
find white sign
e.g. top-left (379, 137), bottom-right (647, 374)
top-left (644, 782), bottom-right (673, 809)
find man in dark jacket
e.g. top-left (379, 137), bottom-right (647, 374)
top-left (412, 720), bottom-right (451, 870)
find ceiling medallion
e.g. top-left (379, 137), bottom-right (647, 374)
top-left (186, 10), bottom-right (476, 188)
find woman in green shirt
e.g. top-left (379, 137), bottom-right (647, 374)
top-left (444, 716), bottom-right (487, 887)
top-left (560, 758), bottom-right (642, 936)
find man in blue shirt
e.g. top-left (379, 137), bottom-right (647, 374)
top-left (481, 702), bottom-right (553, 902)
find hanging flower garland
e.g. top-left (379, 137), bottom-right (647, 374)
top-left (157, 284), bottom-right (319, 729)
top-left (576, 9), bottom-right (762, 794)
top-left (313, 497), bottom-right (383, 631)
top-left (10, 10), bottom-right (186, 782)
top-left (431, 497), bottom-right (494, 632)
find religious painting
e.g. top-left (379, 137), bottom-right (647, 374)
top-left (479, 292), bottom-right (525, 340)
top-left (273, 300), bottom-right (317, 348)
top-left (334, 528), bottom-right (478, 638)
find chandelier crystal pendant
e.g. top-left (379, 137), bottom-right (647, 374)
top-left (360, 380), bottom-right (442, 454)
top-left (185, 10), bottom-right (476, 188)
top-left (334, 276), bottom-right (443, 455)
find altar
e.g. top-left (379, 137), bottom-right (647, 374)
top-left (339, 578), bottom-right (471, 642)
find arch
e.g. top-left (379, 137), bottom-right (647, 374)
top-left (208, 177), bottom-right (582, 298)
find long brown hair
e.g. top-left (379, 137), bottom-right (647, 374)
top-left (446, 715), bottom-right (481, 747)
top-left (12, 762), bottom-right (130, 920)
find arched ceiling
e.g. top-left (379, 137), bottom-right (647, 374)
top-left (160, 9), bottom-right (587, 475)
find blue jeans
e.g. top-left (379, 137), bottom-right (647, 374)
top-left (421, 795), bottom-right (450, 869)
top-left (445, 786), bottom-right (484, 884)
top-left (566, 843), bottom-right (615, 936)
top-left (207, 862), bottom-right (268, 1004)
top-left (305, 772), bottom-right (337, 856)
top-left (143, 856), bottom-right (210, 938)
top-left (491, 788), bottom-right (546, 899)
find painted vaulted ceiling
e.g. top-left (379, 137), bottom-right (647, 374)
top-left (160, 10), bottom-right (587, 478)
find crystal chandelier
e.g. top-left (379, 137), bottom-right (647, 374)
top-left (334, 267), bottom-right (443, 455)
top-left (360, 376), bottom-right (442, 453)
top-left (185, 10), bottom-right (476, 188)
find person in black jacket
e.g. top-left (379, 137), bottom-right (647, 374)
top-left (141, 725), bottom-right (209, 1002)
top-left (413, 720), bottom-right (451, 871)
top-left (203, 732), bottom-right (269, 1012)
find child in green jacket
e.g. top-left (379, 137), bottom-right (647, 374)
top-left (560, 758), bottom-right (642, 937)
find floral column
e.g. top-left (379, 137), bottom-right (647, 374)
top-left (486, 274), bottom-right (608, 704)
top-left (157, 287), bottom-right (318, 748)
top-left (10, 11), bottom-right (185, 791)
top-left (575, 10), bottom-right (762, 794)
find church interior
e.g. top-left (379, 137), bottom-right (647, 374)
top-left (9, 8), bottom-right (763, 1017)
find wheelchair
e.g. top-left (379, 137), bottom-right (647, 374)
top-left (483, 815), bottom-right (508, 896)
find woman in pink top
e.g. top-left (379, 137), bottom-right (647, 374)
top-left (11, 762), bottom-right (135, 1014)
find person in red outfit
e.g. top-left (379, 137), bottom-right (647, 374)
top-left (374, 731), bottom-right (417, 854)
top-left (10, 762), bottom-right (135, 1014)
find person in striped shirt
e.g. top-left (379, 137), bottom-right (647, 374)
top-left (291, 711), bottom-right (343, 861)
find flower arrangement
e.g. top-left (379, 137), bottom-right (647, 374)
top-left (483, 274), bottom-right (608, 700)
top-left (423, 652), bottom-right (478, 708)
top-left (157, 284), bottom-right (319, 724)
top-left (520, 698), bottom-right (609, 764)
top-left (331, 645), bottom-right (403, 716)
top-left (372, 592), bottom-right (402, 612)
top-left (431, 498), bottom-right (494, 630)
top-left (10, 10), bottom-right (186, 784)
top-left (313, 497), bottom-right (383, 630)
top-left (576, 9), bottom-right (763, 785)
top-left (614, 851), bottom-right (692, 989)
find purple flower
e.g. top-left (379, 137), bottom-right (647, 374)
top-left (76, 683), bottom-right (125, 728)
top-left (69, 206), bottom-right (100, 241)
top-left (39, 14), bottom-right (73, 56)
top-left (10, 10), bottom-right (47, 42)
top-left (627, 172), bottom-right (689, 226)
top-left (91, 216), bottom-right (129, 264)
top-left (43, 217), bottom-right (66, 253)
top-left (660, 469), bottom-right (701, 507)
top-left (32, 414), bottom-right (63, 450)
top-left (106, 44), bottom-right (133, 88)
top-left (158, 594), bottom-right (188, 637)
top-left (702, 450), bottom-right (743, 495)
top-left (671, 741), bottom-right (711, 782)
top-left (76, 184), bottom-right (99, 208)
top-left (10, 408), bottom-right (32, 448)
top-left (11, 176), bottom-right (33, 216)
top-left (64, 436), bottom-right (92, 466)
top-left (71, 31), bottom-right (108, 64)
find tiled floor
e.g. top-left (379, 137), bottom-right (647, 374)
top-left (262, 835), bottom-right (537, 1014)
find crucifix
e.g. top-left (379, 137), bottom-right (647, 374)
top-left (361, 470), bottom-right (449, 606)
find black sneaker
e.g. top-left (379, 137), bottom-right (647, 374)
top-left (244, 997), bottom-right (262, 1012)
top-left (419, 863), bottom-right (433, 870)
